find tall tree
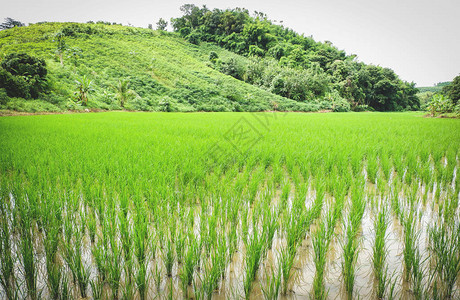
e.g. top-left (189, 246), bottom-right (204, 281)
top-left (74, 76), bottom-right (93, 106)
top-left (156, 18), bottom-right (168, 31)
top-left (443, 75), bottom-right (460, 105)
top-left (114, 79), bottom-right (137, 108)
top-left (0, 18), bottom-right (24, 30)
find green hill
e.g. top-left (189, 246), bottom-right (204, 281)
top-left (417, 82), bottom-right (451, 93)
top-left (1, 22), bottom-right (316, 112)
top-left (0, 10), bottom-right (421, 113)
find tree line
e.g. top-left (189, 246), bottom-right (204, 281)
top-left (171, 4), bottom-right (420, 111)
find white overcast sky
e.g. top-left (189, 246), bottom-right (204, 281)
top-left (1, 0), bottom-right (459, 86)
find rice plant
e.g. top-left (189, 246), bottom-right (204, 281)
top-left (260, 264), bottom-right (282, 300)
top-left (0, 204), bottom-right (16, 300)
top-left (429, 220), bottom-right (460, 299)
top-left (372, 203), bottom-right (389, 299)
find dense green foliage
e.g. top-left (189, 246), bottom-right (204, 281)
top-left (418, 77), bottom-right (460, 117)
top-left (443, 75), bottom-right (460, 105)
top-left (171, 5), bottom-right (420, 111)
top-left (0, 112), bottom-right (459, 298)
top-left (0, 53), bottom-right (47, 99)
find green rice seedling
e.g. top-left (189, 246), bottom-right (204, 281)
top-left (90, 276), bottom-right (104, 300)
top-left (135, 259), bottom-right (148, 300)
top-left (153, 262), bottom-right (162, 293)
top-left (180, 237), bottom-right (200, 287)
top-left (64, 227), bottom-right (91, 298)
top-left (0, 204), bottom-right (16, 300)
top-left (44, 222), bottom-right (62, 300)
top-left (121, 280), bottom-right (135, 300)
top-left (108, 229), bottom-right (123, 300)
top-left (164, 237), bottom-right (175, 277)
top-left (261, 203), bottom-right (278, 250)
top-left (367, 154), bottom-right (378, 184)
top-left (176, 229), bottom-right (186, 264)
top-left (280, 181), bottom-right (290, 211)
top-left (119, 210), bottom-right (133, 282)
top-left (372, 203), bottom-right (389, 299)
top-left (411, 247), bottom-right (427, 300)
top-left (261, 264), bottom-right (282, 300)
top-left (341, 218), bottom-right (359, 300)
top-left (313, 215), bottom-right (333, 300)
top-left (341, 184), bottom-right (366, 300)
top-left (402, 209), bottom-right (418, 281)
top-left (87, 207), bottom-right (97, 244)
top-left (279, 244), bottom-right (296, 295)
top-left (241, 206), bottom-right (249, 245)
top-left (429, 221), bottom-right (460, 299)
top-left (201, 251), bottom-right (223, 300)
top-left (61, 274), bottom-right (71, 300)
top-left (243, 229), bottom-right (267, 299)
top-left (92, 233), bottom-right (109, 281)
top-left (18, 206), bottom-right (38, 300)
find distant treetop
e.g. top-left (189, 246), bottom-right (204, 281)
top-left (0, 17), bottom-right (25, 30)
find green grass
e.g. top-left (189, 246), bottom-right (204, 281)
top-left (0, 111), bottom-right (459, 298)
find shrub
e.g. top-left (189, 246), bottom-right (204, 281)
top-left (186, 30), bottom-right (201, 45)
top-left (333, 98), bottom-right (351, 112)
top-left (353, 104), bottom-right (373, 112)
top-left (0, 88), bottom-right (8, 105)
top-left (0, 53), bottom-right (48, 99)
top-left (209, 51), bottom-right (218, 62)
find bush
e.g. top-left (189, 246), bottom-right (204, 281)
top-left (209, 51), bottom-right (218, 62)
top-left (220, 58), bottom-right (245, 80)
top-left (249, 45), bottom-right (264, 57)
top-left (0, 53), bottom-right (48, 99)
top-left (186, 30), bottom-right (201, 45)
top-left (353, 104), bottom-right (373, 112)
top-left (0, 88), bottom-right (8, 105)
top-left (333, 98), bottom-right (351, 112)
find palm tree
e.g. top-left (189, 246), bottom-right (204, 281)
top-left (114, 79), bottom-right (137, 108)
top-left (74, 75), bottom-right (93, 106)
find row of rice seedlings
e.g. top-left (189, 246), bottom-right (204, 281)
top-left (341, 182), bottom-right (366, 299)
top-left (260, 263), bottom-right (282, 300)
top-left (63, 215), bottom-right (90, 298)
top-left (312, 209), bottom-right (334, 300)
top-left (278, 178), bottom-right (324, 295)
top-left (243, 213), bottom-right (268, 298)
top-left (43, 215), bottom-right (63, 300)
top-left (372, 200), bottom-right (390, 299)
top-left (399, 195), bottom-right (429, 300)
top-left (17, 196), bottom-right (39, 300)
top-left (428, 216), bottom-right (460, 298)
top-left (200, 235), bottom-right (227, 299)
top-left (0, 201), bottom-right (17, 300)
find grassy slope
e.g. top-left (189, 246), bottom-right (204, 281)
top-left (0, 23), bottom-right (315, 112)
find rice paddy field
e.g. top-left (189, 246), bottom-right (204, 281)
top-left (0, 111), bottom-right (459, 300)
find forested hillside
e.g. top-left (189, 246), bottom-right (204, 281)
top-left (0, 6), bottom-right (420, 113)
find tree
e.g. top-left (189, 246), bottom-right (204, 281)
top-left (74, 76), bottom-right (93, 106)
top-left (114, 79), bottom-right (137, 108)
top-left (0, 53), bottom-right (47, 98)
top-left (0, 18), bottom-right (24, 30)
top-left (443, 75), bottom-right (460, 105)
top-left (53, 31), bottom-right (67, 66)
top-left (156, 18), bottom-right (168, 31)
